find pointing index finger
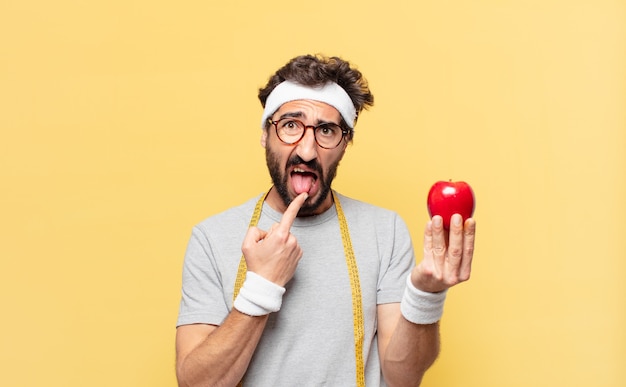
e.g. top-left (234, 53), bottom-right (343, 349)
top-left (278, 192), bottom-right (308, 231)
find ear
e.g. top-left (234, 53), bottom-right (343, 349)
top-left (260, 129), bottom-right (268, 148)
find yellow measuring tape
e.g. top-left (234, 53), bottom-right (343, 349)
top-left (233, 189), bottom-right (365, 386)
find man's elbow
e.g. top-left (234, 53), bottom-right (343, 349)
top-left (175, 358), bottom-right (189, 387)
top-left (382, 349), bottom-right (439, 387)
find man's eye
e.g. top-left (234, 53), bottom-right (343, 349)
top-left (317, 125), bottom-right (337, 137)
top-left (280, 121), bottom-right (299, 130)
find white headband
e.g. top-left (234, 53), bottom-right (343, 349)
top-left (261, 81), bottom-right (357, 129)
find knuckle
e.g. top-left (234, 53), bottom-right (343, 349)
top-left (273, 228), bottom-right (289, 240)
top-left (450, 226), bottom-right (463, 236)
top-left (432, 246), bottom-right (446, 256)
top-left (426, 268), bottom-right (444, 282)
top-left (444, 271), bottom-right (458, 283)
top-left (417, 263), bottom-right (439, 281)
top-left (448, 246), bottom-right (463, 258)
top-left (241, 240), bottom-right (254, 253)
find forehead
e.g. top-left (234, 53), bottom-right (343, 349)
top-left (273, 100), bottom-right (342, 122)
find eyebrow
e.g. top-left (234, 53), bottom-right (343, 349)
top-left (276, 111), bottom-right (340, 126)
top-left (278, 111), bottom-right (305, 120)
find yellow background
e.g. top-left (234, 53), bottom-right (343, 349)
top-left (1, 0), bottom-right (624, 386)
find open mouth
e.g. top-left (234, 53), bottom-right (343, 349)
top-left (291, 167), bottom-right (318, 194)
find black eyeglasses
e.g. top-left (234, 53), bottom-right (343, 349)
top-left (269, 118), bottom-right (351, 149)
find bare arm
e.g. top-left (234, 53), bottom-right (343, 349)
top-left (378, 214), bottom-right (476, 386)
top-left (377, 303), bottom-right (439, 387)
top-left (175, 193), bottom-right (308, 387)
top-left (176, 312), bottom-right (268, 387)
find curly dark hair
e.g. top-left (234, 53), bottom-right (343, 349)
top-left (258, 54), bottom-right (374, 140)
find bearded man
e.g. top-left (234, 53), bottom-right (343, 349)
top-left (175, 54), bottom-right (477, 387)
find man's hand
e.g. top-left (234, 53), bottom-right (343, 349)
top-left (241, 193), bottom-right (308, 286)
top-left (412, 213), bottom-right (476, 293)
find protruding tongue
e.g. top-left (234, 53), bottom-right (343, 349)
top-left (292, 173), bottom-right (314, 194)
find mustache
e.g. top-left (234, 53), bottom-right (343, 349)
top-left (286, 156), bottom-right (322, 175)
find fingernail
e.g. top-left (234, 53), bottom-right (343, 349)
top-left (433, 216), bottom-right (442, 227)
top-left (453, 214), bottom-right (462, 226)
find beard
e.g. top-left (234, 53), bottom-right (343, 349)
top-left (265, 145), bottom-right (340, 216)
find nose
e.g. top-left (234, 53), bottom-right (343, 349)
top-left (295, 127), bottom-right (319, 162)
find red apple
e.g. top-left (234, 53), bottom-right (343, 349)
top-left (427, 180), bottom-right (475, 229)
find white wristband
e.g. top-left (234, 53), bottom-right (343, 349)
top-left (233, 271), bottom-right (286, 316)
top-left (400, 274), bottom-right (448, 325)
